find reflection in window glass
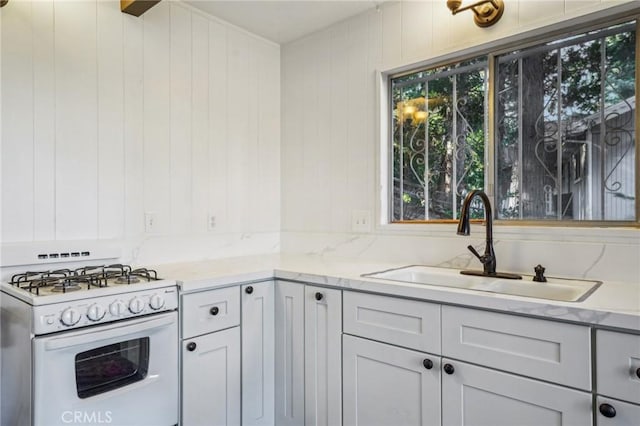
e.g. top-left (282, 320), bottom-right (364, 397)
top-left (495, 22), bottom-right (636, 221)
top-left (391, 57), bottom-right (488, 221)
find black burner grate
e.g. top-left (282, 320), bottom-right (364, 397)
top-left (9, 264), bottom-right (161, 295)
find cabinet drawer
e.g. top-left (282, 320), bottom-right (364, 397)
top-left (442, 306), bottom-right (591, 390)
top-left (597, 330), bottom-right (640, 404)
top-left (182, 286), bottom-right (240, 338)
top-left (343, 291), bottom-right (441, 353)
top-left (596, 396), bottom-right (640, 426)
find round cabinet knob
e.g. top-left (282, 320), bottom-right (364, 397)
top-left (149, 294), bottom-right (165, 311)
top-left (315, 292), bottom-right (323, 301)
top-left (443, 363), bottom-right (455, 375)
top-left (86, 304), bottom-right (106, 322)
top-left (186, 342), bottom-right (197, 352)
top-left (109, 300), bottom-right (126, 317)
top-left (599, 403), bottom-right (616, 418)
top-left (210, 306), bottom-right (219, 316)
top-left (60, 308), bottom-right (81, 326)
top-left (245, 286), bottom-right (254, 294)
top-left (423, 359), bottom-right (433, 370)
top-left (636, 367), bottom-right (640, 379)
top-left (128, 297), bottom-right (145, 314)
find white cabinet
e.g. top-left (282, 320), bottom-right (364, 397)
top-left (596, 396), bottom-right (640, 426)
top-left (181, 286), bottom-right (241, 426)
top-left (274, 281), bottom-right (343, 426)
top-left (441, 358), bottom-right (592, 426)
top-left (595, 330), bottom-right (640, 425)
top-left (275, 281), bottom-right (305, 426)
top-left (442, 305), bottom-right (591, 390)
top-left (182, 326), bottom-right (241, 426)
top-left (241, 281), bottom-right (275, 426)
top-left (343, 334), bottom-right (441, 426)
top-left (304, 286), bottom-right (342, 426)
top-left (344, 291), bottom-right (440, 353)
top-left (596, 330), bottom-right (640, 404)
top-left (343, 291), bottom-right (595, 426)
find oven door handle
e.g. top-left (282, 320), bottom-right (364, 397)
top-left (43, 313), bottom-right (175, 351)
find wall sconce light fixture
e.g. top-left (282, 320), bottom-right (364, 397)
top-left (446, 0), bottom-right (504, 28)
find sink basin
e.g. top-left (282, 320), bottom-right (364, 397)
top-left (362, 265), bottom-right (602, 302)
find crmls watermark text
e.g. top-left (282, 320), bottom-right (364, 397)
top-left (61, 411), bottom-right (113, 424)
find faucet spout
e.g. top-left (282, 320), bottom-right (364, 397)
top-left (456, 191), bottom-right (521, 279)
top-left (457, 190), bottom-right (496, 275)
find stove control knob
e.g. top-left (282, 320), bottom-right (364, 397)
top-left (60, 308), bottom-right (81, 326)
top-left (87, 303), bottom-right (106, 322)
top-left (109, 300), bottom-right (126, 317)
top-left (128, 297), bottom-right (145, 314)
top-left (149, 294), bottom-right (165, 311)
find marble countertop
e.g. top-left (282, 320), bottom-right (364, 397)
top-left (152, 254), bottom-right (640, 331)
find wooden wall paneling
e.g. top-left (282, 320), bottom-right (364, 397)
top-left (54, 0), bottom-right (98, 240)
top-left (226, 31), bottom-right (250, 233)
top-left (191, 12), bottom-right (209, 233)
top-left (32, 0), bottom-right (56, 241)
top-left (401, 0), bottom-right (432, 62)
top-left (169, 3), bottom-right (192, 235)
top-left (381, 2), bottom-right (402, 68)
top-left (143, 1), bottom-right (171, 234)
top-left (123, 13), bottom-right (144, 237)
top-left (1, 0), bottom-right (34, 242)
top-left (97, 0), bottom-right (125, 239)
top-left (312, 32), bottom-right (332, 233)
top-left (208, 21), bottom-right (228, 232)
top-left (329, 24), bottom-right (350, 232)
top-left (256, 42), bottom-right (280, 232)
top-left (244, 37), bottom-right (259, 233)
top-left (301, 36), bottom-right (324, 232)
top-left (280, 42), bottom-right (305, 231)
top-left (347, 15), bottom-right (373, 219)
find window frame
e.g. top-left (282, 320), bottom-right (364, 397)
top-left (382, 11), bottom-right (640, 228)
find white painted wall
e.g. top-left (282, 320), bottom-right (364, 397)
top-left (280, 0), bottom-right (640, 282)
top-left (1, 0), bottom-right (281, 264)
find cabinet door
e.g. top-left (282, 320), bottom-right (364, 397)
top-left (596, 330), bottom-right (640, 404)
top-left (305, 286), bottom-right (342, 426)
top-left (343, 335), bottom-right (441, 426)
top-left (182, 327), bottom-right (241, 426)
top-left (596, 396), bottom-right (640, 426)
top-left (275, 281), bottom-right (305, 426)
top-left (442, 359), bottom-right (592, 426)
top-left (242, 281), bottom-right (275, 426)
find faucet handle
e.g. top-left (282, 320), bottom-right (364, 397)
top-left (466, 245), bottom-right (483, 262)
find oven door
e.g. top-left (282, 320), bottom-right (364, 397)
top-left (32, 312), bottom-right (178, 426)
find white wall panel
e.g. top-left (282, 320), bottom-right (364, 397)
top-left (143, 1), bottom-right (171, 236)
top-left (1, 0), bottom-right (280, 253)
top-left (54, 0), bottom-right (98, 240)
top-left (123, 13), bottom-right (144, 238)
top-left (207, 20), bottom-right (229, 232)
top-left (227, 30), bottom-right (251, 232)
top-left (1, 0), bottom-right (34, 242)
top-left (170, 3), bottom-right (192, 235)
top-left (97, 0), bottom-right (125, 239)
top-left (256, 42), bottom-right (281, 232)
top-left (191, 13), bottom-right (210, 234)
top-left (32, 0), bottom-right (55, 241)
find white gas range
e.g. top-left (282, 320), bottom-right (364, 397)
top-left (1, 262), bottom-right (179, 426)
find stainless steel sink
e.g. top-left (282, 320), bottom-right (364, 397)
top-left (362, 265), bottom-right (602, 302)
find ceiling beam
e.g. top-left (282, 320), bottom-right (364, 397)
top-left (121, 0), bottom-right (161, 17)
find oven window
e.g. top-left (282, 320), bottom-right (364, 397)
top-left (75, 337), bottom-right (150, 399)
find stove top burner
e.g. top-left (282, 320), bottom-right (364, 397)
top-left (9, 264), bottom-right (161, 296)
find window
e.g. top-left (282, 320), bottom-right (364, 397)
top-left (389, 19), bottom-right (637, 224)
